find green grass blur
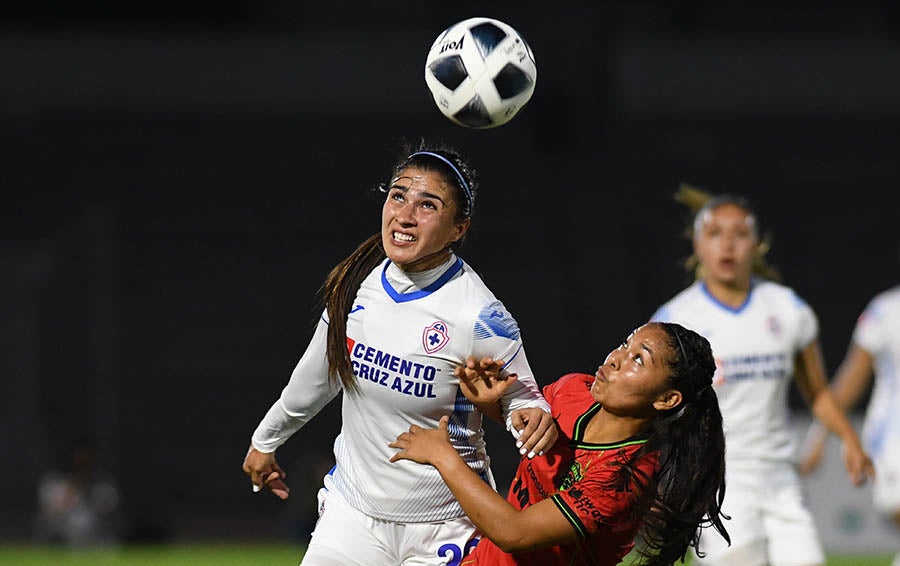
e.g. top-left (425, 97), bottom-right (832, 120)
top-left (0, 543), bottom-right (305, 566)
top-left (0, 544), bottom-right (892, 565)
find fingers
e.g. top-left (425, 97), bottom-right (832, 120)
top-left (455, 357), bottom-right (507, 382)
top-left (244, 446), bottom-right (289, 497)
top-left (266, 475), bottom-right (290, 500)
top-left (528, 420), bottom-right (559, 456)
top-left (511, 409), bottom-right (556, 459)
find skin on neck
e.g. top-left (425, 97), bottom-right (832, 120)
top-left (583, 410), bottom-right (655, 444)
top-left (584, 387), bottom-right (681, 444)
top-left (702, 276), bottom-right (752, 308)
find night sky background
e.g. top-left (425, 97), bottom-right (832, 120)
top-left (3, 0), bottom-right (899, 545)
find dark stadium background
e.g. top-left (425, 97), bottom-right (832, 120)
top-left (2, 0), bottom-right (899, 545)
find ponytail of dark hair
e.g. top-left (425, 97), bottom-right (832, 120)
top-left (622, 322), bottom-right (730, 566)
top-left (320, 233), bottom-right (385, 392)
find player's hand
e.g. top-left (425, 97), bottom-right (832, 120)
top-left (510, 408), bottom-right (558, 459)
top-left (243, 445), bottom-right (290, 500)
top-left (389, 415), bottom-right (457, 466)
top-left (454, 355), bottom-right (516, 405)
top-left (841, 441), bottom-right (875, 487)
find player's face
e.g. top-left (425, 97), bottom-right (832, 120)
top-left (381, 167), bottom-right (469, 273)
top-left (693, 203), bottom-right (759, 287)
top-left (591, 324), bottom-right (681, 418)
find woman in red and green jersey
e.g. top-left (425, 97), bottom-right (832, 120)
top-left (390, 321), bottom-right (730, 566)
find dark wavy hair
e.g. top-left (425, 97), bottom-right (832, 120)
top-left (615, 321), bottom-right (730, 566)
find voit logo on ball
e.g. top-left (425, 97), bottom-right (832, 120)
top-left (425, 17), bottom-right (537, 129)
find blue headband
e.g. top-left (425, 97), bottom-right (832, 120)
top-left (407, 151), bottom-right (474, 215)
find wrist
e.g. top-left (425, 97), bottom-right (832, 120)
top-left (433, 447), bottom-right (467, 474)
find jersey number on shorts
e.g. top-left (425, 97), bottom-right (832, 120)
top-left (438, 537), bottom-right (480, 566)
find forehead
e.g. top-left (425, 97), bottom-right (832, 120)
top-left (697, 202), bottom-right (757, 231)
top-left (630, 324), bottom-right (672, 355)
top-left (392, 167), bottom-right (452, 193)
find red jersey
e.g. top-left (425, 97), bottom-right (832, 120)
top-left (463, 373), bottom-right (659, 566)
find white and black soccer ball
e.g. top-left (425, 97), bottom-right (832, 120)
top-left (425, 17), bottom-right (537, 129)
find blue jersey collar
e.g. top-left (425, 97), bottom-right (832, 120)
top-left (381, 256), bottom-right (464, 303)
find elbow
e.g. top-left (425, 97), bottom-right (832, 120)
top-left (489, 531), bottom-right (541, 554)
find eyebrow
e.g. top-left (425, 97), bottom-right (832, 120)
top-left (389, 183), bottom-right (447, 206)
top-left (640, 342), bottom-right (656, 363)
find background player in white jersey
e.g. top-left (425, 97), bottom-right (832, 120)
top-left (242, 140), bottom-right (557, 566)
top-left (800, 284), bottom-right (900, 566)
top-left (649, 185), bottom-right (873, 566)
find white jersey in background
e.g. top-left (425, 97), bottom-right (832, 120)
top-left (650, 278), bottom-right (818, 464)
top-left (251, 254), bottom-right (549, 523)
top-left (852, 285), bottom-right (900, 514)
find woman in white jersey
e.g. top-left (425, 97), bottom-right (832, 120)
top-left (649, 185), bottom-right (873, 566)
top-left (242, 140), bottom-right (557, 566)
top-left (800, 284), bottom-right (900, 566)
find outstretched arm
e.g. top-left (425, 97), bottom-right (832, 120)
top-left (455, 356), bottom-right (558, 458)
top-left (799, 343), bottom-right (875, 475)
top-left (794, 340), bottom-right (874, 485)
top-left (389, 416), bottom-right (576, 552)
top-left (244, 317), bottom-right (340, 498)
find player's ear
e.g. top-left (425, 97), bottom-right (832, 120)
top-left (452, 217), bottom-right (471, 242)
top-left (653, 389), bottom-right (683, 411)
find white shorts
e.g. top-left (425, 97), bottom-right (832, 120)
top-left (300, 485), bottom-right (480, 566)
top-left (692, 460), bottom-right (825, 566)
top-left (872, 434), bottom-right (900, 515)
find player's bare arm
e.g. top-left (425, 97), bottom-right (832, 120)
top-left (390, 416), bottom-right (576, 552)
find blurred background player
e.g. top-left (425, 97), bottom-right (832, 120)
top-left (34, 440), bottom-right (122, 547)
top-left (390, 321), bottom-right (730, 566)
top-left (649, 185), bottom-right (874, 566)
top-left (800, 282), bottom-right (900, 566)
top-left (242, 140), bottom-right (557, 565)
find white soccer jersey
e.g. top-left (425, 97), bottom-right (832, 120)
top-left (650, 279), bottom-right (818, 464)
top-left (252, 254), bottom-right (549, 523)
top-left (852, 285), bottom-right (900, 458)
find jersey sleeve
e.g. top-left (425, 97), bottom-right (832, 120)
top-left (251, 315), bottom-right (342, 453)
top-left (791, 290), bottom-right (819, 349)
top-left (541, 372), bottom-right (588, 405)
top-left (853, 295), bottom-right (887, 354)
top-left (467, 300), bottom-right (550, 427)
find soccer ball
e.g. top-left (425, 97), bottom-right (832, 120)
top-left (424, 17), bottom-right (537, 129)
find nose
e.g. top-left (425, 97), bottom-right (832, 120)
top-left (722, 233), bottom-right (738, 249)
top-left (604, 350), bottom-right (620, 371)
top-left (395, 201), bottom-right (417, 224)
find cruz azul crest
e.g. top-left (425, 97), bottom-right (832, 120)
top-left (423, 321), bottom-right (450, 354)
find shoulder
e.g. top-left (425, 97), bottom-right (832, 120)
top-left (651, 282), bottom-right (702, 321)
top-left (861, 285), bottom-right (900, 320)
top-left (543, 372), bottom-right (594, 403)
top-left (446, 262), bottom-right (508, 312)
top-left (754, 279), bottom-right (813, 311)
top-left (872, 285), bottom-right (900, 308)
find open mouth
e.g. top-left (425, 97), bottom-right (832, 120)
top-left (393, 232), bottom-right (415, 243)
